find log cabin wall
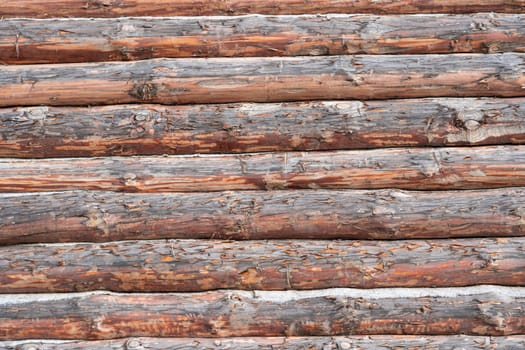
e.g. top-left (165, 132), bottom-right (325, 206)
top-left (0, 0), bottom-right (525, 348)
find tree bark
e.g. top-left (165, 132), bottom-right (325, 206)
top-left (2, 98), bottom-right (525, 158)
top-left (2, 54), bottom-right (525, 107)
top-left (3, 188), bottom-right (525, 244)
top-left (3, 336), bottom-right (525, 350)
top-left (3, 14), bottom-right (525, 64)
top-left (1, 146), bottom-right (525, 192)
top-left (1, 0), bottom-right (524, 18)
top-left (1, 238), bottom-right (523, 293)
top-left (0, 288), bottom-right (524, 339)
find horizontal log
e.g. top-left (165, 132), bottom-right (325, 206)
top-left (2, 54), bottom-right (525, 107)
top-left (1, 238), bottom-right (523, 293)
top-left (3, 98), bottom-right (525, 157)
top-left (0, 287), bottom-right (524, 339)
top-left (1, 146), bottom-right (525, 192)
top-left (3, 188), bottom-right (525, 244)
top-left (3, 336), bottom-right (525, 350)
top-left (3, 14), bottom-right (525, 64)
top-left (1, 0), bottom-right (524, 18)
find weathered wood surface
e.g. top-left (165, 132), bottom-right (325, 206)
top-left (1, 0), bottom-right (524, 18)
top-left (1, 146), bottom-right (525, 192)
top-left (3, 98), bottom-right (525, 158)
top-left (2, 54), bottom-right (525, 107)
top-left (3, 14), bottom-right (525, 64)
top-left (3, 188), bottom-right (525, 244)
top-left (0, 288), bottom-right (524, 339)
top-left (3, 336), bottom-right (525, 350)
top-left (1, 238), bottom-right (523, 293)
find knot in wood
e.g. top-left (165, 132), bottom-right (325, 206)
top-left (125, 338), bottom-right (143, 350)
top-left (338, 341), bottom-right (352, 349)
top-left (18, 345), bottom-right (40, 350)
top-left (464, 119), bottom-right (481, 131)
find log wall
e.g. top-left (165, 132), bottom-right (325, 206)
top-left (1, 0), bottom-right (524, 347)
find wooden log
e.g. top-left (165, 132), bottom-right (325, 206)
top-left (2, 54), bottom-right (525, 107)
top-left (3, 14), bottom-right (525, 64)
top-left (1, 0), bottom-right (524, 18)
top-left (1, 238), bottom-right (523, 293)
top-left (3, 98), bottom-right (525, 158)
top-left (1, 146), bottom-right (525, 192)
top-left (0, 188), bottom-right (525, 245)
top-left (3, 336), bottom-right (525, 350)
top-left (0, 287), bottom-right (524, 339)
top-left (3, 188), bottom-right (525, 244)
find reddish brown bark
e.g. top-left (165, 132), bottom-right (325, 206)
top-left (1, 0), bottom-right (524, 18)
top-left (2, 14), bottom-right (525, 64)
top-left (2, 98), bottom-right (525, 158)
top-left (2, 54), bottom-right (525, 107)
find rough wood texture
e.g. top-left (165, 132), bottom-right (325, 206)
top-left (1, 0), bottom-right (524, 18)
top-left (1, 146), bottom-right (525, 192)
top-left (3, 14), bottom-right (525, 64)
top-left (3, 336), bottom-right (525, 350)
top-left (0, 288), bottom-right (524, 339)
top-left (3, 98), bottom-right (525, 158)
top-left (1, 238), bottom-right (523, 293)
top-left (3, 188), bottom-right (525, 244)
top-left (2, 54), bottom-right (525, 107)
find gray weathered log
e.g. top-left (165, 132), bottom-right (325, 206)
top-left (0, 238), bottom-right (523, 292)
top-left (3, 14), bottom-right (525, 64)
top-left (2, 54), bottom-right (525, 107)
top-left (2, 188), bottom-right (525, 244)
top-left (1, 0), bottom-right (524, 18)
top-left (0, 287), bottom-right (524, 339)
top-left (1, 146), bottom-right (525, 192)
top-left (2, 98), bottom-right (525, 158)
top-left (3, 336), bottom-right (525, 350)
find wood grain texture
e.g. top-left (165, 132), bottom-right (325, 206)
top-left (1, 0), bottom-right (524, 18)
top-left (0, 288), bottom-right (524, 339)
top-left (3, 188), bottom-right (525, 244)
top-left (1, 238), bottom-right (523, 292)
top-left (2, 54), bottom-right (525, 107)
top-left (1, 146), bottom-right (525, 192)
top-left (3, 98), bottom-right (525, 158)
top-left (3, 14), bottom-right (525, 64)
top-left (3, 336), bottom-right (525, 350)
